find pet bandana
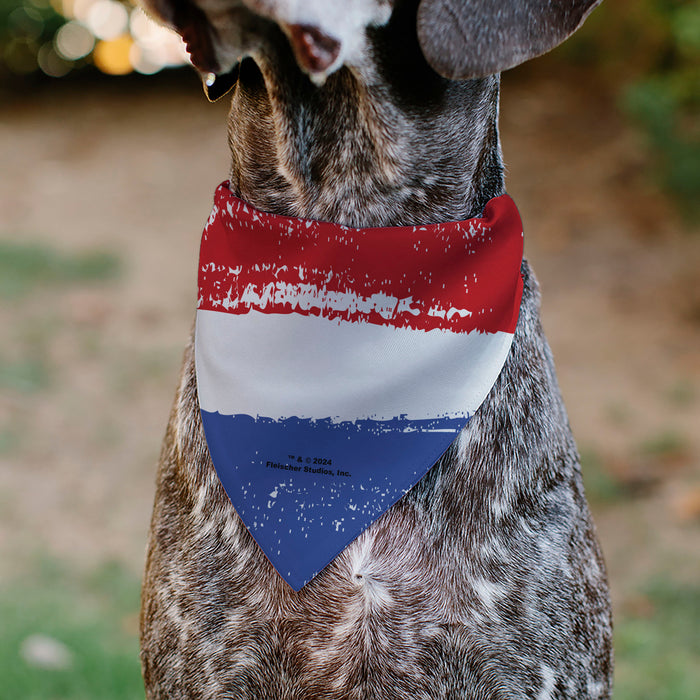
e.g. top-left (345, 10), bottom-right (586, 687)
top-left (195, 182), bottom-right (524, 590)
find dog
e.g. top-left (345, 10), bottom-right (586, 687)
top-left (139, 1), bottom-right (614, 697)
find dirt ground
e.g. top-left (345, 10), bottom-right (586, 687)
top-left (0, 67), bottom-right (698, 616)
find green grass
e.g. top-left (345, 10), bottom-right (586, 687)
top-left (0, 356), bottom-right (50, 393)
top-left (0, 559), bottom-right (144, 700)
top-left (0, 427), bottom-right (18, 453)
top-left (580, 448), bottom-right (628, 504)
top-left (639, 430), bottom-right (689, 461)
top-left (665, 381), bottom-right (697, 408)
top-left (614, 580), bottom-right (700, 700)
top-left (0, 240), bottom-right (121, 299)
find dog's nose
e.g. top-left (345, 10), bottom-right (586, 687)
top-left (287, 24), bottom-right (341, 74)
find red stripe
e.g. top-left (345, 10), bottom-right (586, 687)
top-left (198, 183), bottom-right (524, 334)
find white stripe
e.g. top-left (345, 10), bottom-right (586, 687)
top-left (195, 309), bottom-right (512, 422)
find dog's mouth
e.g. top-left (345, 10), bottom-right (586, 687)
top-left (159, 0), bottom-right (348, 101)
top-left (285, 23), bottom-right (341, 76)
top-left (200, 20), bottom-right (341, 101)
top-left (203, 64), bottom-right (241, 102)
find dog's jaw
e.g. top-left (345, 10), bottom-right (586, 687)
top-left (224, 1), bottom-right (506, 228)
top-left (139, 0), bottom-right (506, 225)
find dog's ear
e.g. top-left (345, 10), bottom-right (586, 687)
top-left (416, 0), bottom-right (603, 80)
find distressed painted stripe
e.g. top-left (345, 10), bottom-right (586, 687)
top-left (197, 184), bottom-right (524, 334)
top-left (195, 309), bottom-right (514, 421)
top-left (200, 410), bottom-right (468, 590)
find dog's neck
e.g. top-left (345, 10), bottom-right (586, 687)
top-left (225, 9), bottom-right (505, 228)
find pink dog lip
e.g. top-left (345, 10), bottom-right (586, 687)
top-left (287, 24), bottom-right (341, 74)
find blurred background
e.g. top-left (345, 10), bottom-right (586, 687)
top-left (0, 0), bottom-right (698, 697)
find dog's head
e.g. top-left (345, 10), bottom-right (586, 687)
top-left (141, 0), bottom-right (602, 97)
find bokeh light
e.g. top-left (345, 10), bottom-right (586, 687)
top-left (92, 33), bottom-right (132, 75)
top-left (1, 0), bottom-right (190, 79)
top-left (55, 21), bottom-right (94, 60)
top-left (37, 39), bottom-right (72, 76)
top-left (9, 5), bottom-right (44, 40)
top-left (4, 35), bottom-right (39, 74)
top-left (85, 0), bottom-right (129, 41)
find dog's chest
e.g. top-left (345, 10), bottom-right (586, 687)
top-left (142, 266), bottom-right (611, 699)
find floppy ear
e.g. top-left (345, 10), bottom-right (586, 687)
top-left (417, 0), bottom-right (603, 80)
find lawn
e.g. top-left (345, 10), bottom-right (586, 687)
top-left (0, 560), bottom-right (143, 700)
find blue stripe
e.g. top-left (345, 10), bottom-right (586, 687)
top-left (200, 411), bottom-right (469, 589)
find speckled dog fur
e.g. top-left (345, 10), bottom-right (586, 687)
top-left (139, 0), bottom-right (613, 697)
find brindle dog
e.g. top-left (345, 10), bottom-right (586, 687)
top-left (138, 1), bottom-right (613, 697)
